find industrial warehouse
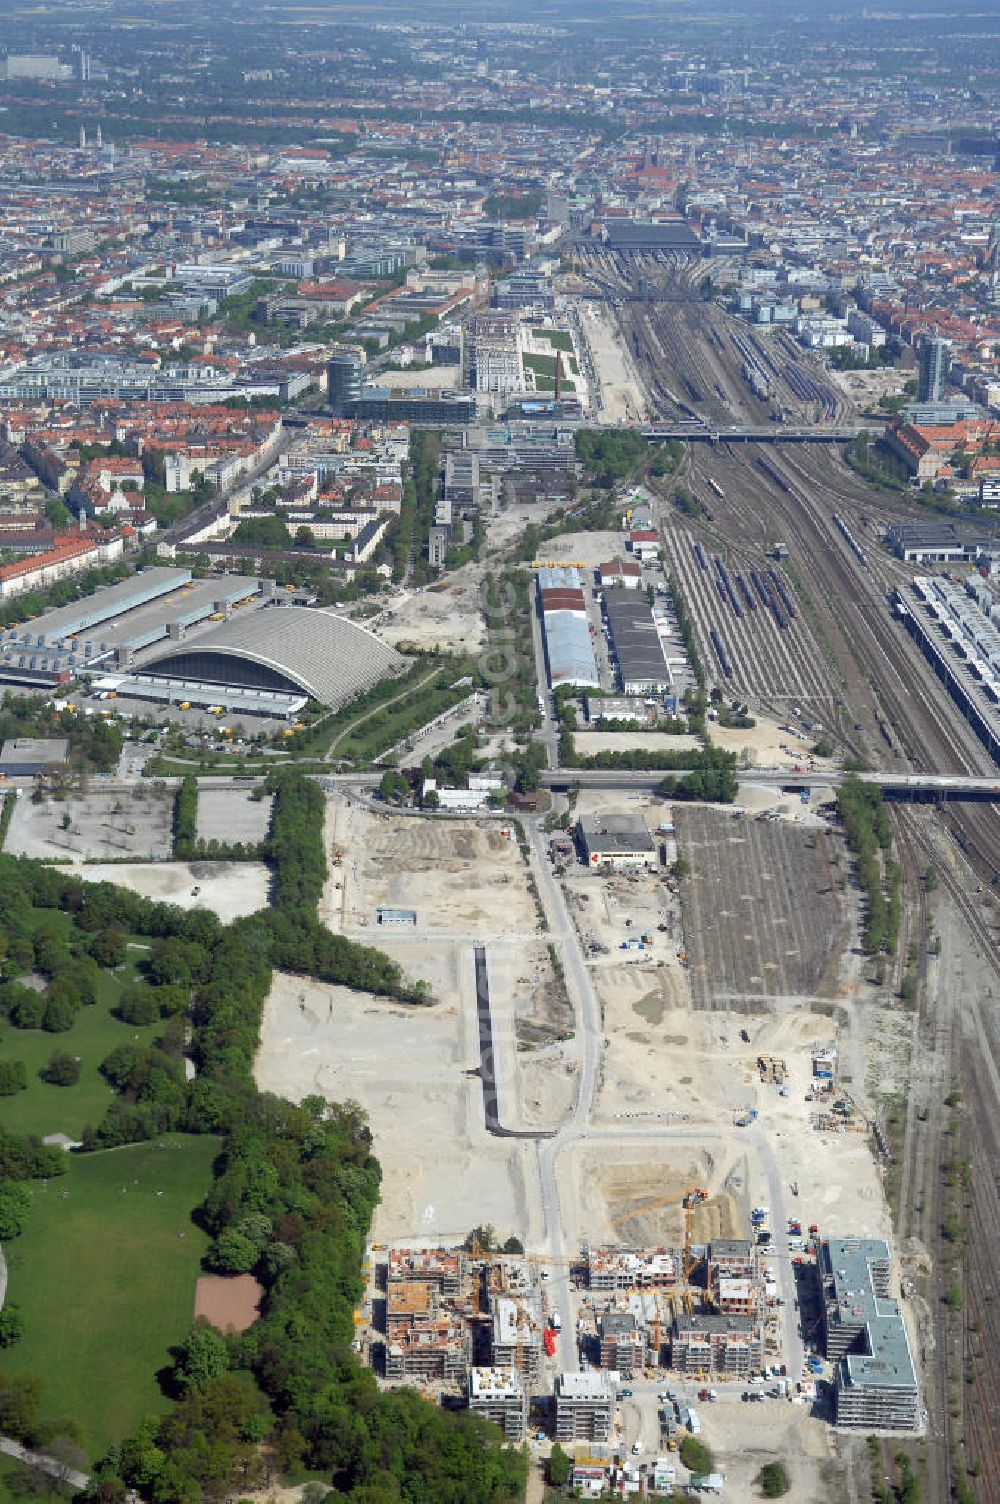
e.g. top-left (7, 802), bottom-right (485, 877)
top-left (604, 591), bottom-right (674, 694)
top-left (0, 568), bottom-right (260, 689)
top-left (537, 564), bottom-right (600, 690)
top-left (0, 564), bottom-right (407, 719)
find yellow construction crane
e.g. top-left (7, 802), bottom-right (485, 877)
top-left (683, 1187), bottom-right (708, 1282)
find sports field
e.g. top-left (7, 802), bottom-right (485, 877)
top-left (2, 1135), bottom-right (219, 1459)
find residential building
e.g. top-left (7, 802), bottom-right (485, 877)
top-left (821, 1237), bottom-right (919, 1432)
top-left (671, 1314), bottom-right (762, 1377)
top-left (490, 1296), bottom-right (542, 1384)
top-left (554, 1371), bottom-right (615, 1443)
top-left (598, 1309), bottom-right (645, 1376)
top-left (467, 1368), bottom-right (528, 1442)
top-left (708, 1239), bottom-right (755, 1280)
top-left (587, 1246), bottom-right (679, 1290)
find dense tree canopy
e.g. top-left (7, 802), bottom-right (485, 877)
top-left (0, 822), bottom-right (522, 1503)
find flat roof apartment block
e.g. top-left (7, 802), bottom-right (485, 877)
top-left (599, 1309), bottom-right (645, 1376)
top-left (387, 1247), bottom-right (465, 1296)
top-left (491, 1295), bottom-right (542, 1383)
top-left (671, 1314), bottom-right (762, 1377)
top-left (468, 1367), bottom-right (528, 1442)
top-left (588, 1246), bottom-right (679, 1291)
top-left (384, 1281), bottom-right (471, 1384)
top-left (821, 1237), bottom-right (919, 1432)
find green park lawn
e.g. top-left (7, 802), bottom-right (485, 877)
top-left (2, 1135), bottom-right (219, 1460)
top-left (521, 350), bottom-right (579, 393)
top-left (535, 328), bottom-right (574, 353)
top-left (0, 944), bottom-right (161, 1141)
top-left (522, 349), bottom-right (579, 377)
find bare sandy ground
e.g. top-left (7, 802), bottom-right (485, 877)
top-left (377, 565), bottom-right (486, 655)
top-left (255, 968), bottom-right (544, 1247)
top-left (709, 711), bottom-right (835, 770)
top-left (73, 860), bottom-right (270, 922)
top-left (532, 530), bottom-right (620, 570)
top-left (574, 730), bottom-right (702, 756)
top-left (684, 1404), bottom-right (844, 1504)
top-left (322, 797), bottom-right (538, 944)
top-left (590, 981), bottom-right (890, 1241)
top-left (486, 940), bottom-right (578, 1131)
top-left (6, 787), bottom-right (174, 861)
top-left (581, 303), bottom-right (649, 425)
top-left (194, 1273), bottom-right (262, 1333)
top-left (195, 788), bottom-right (273, 845)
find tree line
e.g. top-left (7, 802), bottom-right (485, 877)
top-left (0, 824), bottom-right (523, 1500)
top-left (837, 775), bottom-right (900, 956)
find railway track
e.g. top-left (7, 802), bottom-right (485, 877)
top-left (752, 446), bottom-right (1000, 892)
top-left (888, 810), bottom-right (954, 1504)
top-left (899, 816), bottom-right (1000, 1502)
top-left (665, 522), bottom-right (836, 713)
top-left (694, 440), bottom-right (1000, 1495)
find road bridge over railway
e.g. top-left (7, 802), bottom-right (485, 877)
top-left (639, 425), bottom-right (873, 443)
top-left (540, 768), bottom-right (1000, 801)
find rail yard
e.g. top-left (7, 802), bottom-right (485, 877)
top-left (600, 261), bottom-right (1000, 1500)
top-left (676, 806), bottom-right (848, 1012)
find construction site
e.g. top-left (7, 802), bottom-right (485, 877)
top-left (248, 761), bottom-right (921, 1499)
top-left (358, 1200), bottom-right (772, 1403)
top-left (355, 1199), bottom-right (914, 1498)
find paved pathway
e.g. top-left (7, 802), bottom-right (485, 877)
top-left (0, 1436), bottom-right (89, 1492)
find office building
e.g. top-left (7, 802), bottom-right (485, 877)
top-left (917, 337), bottom-right (950, 403)
top-left (578, 813), bottom-right (656, 871)
top-left (347, 388), bottom-right (476, 426)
